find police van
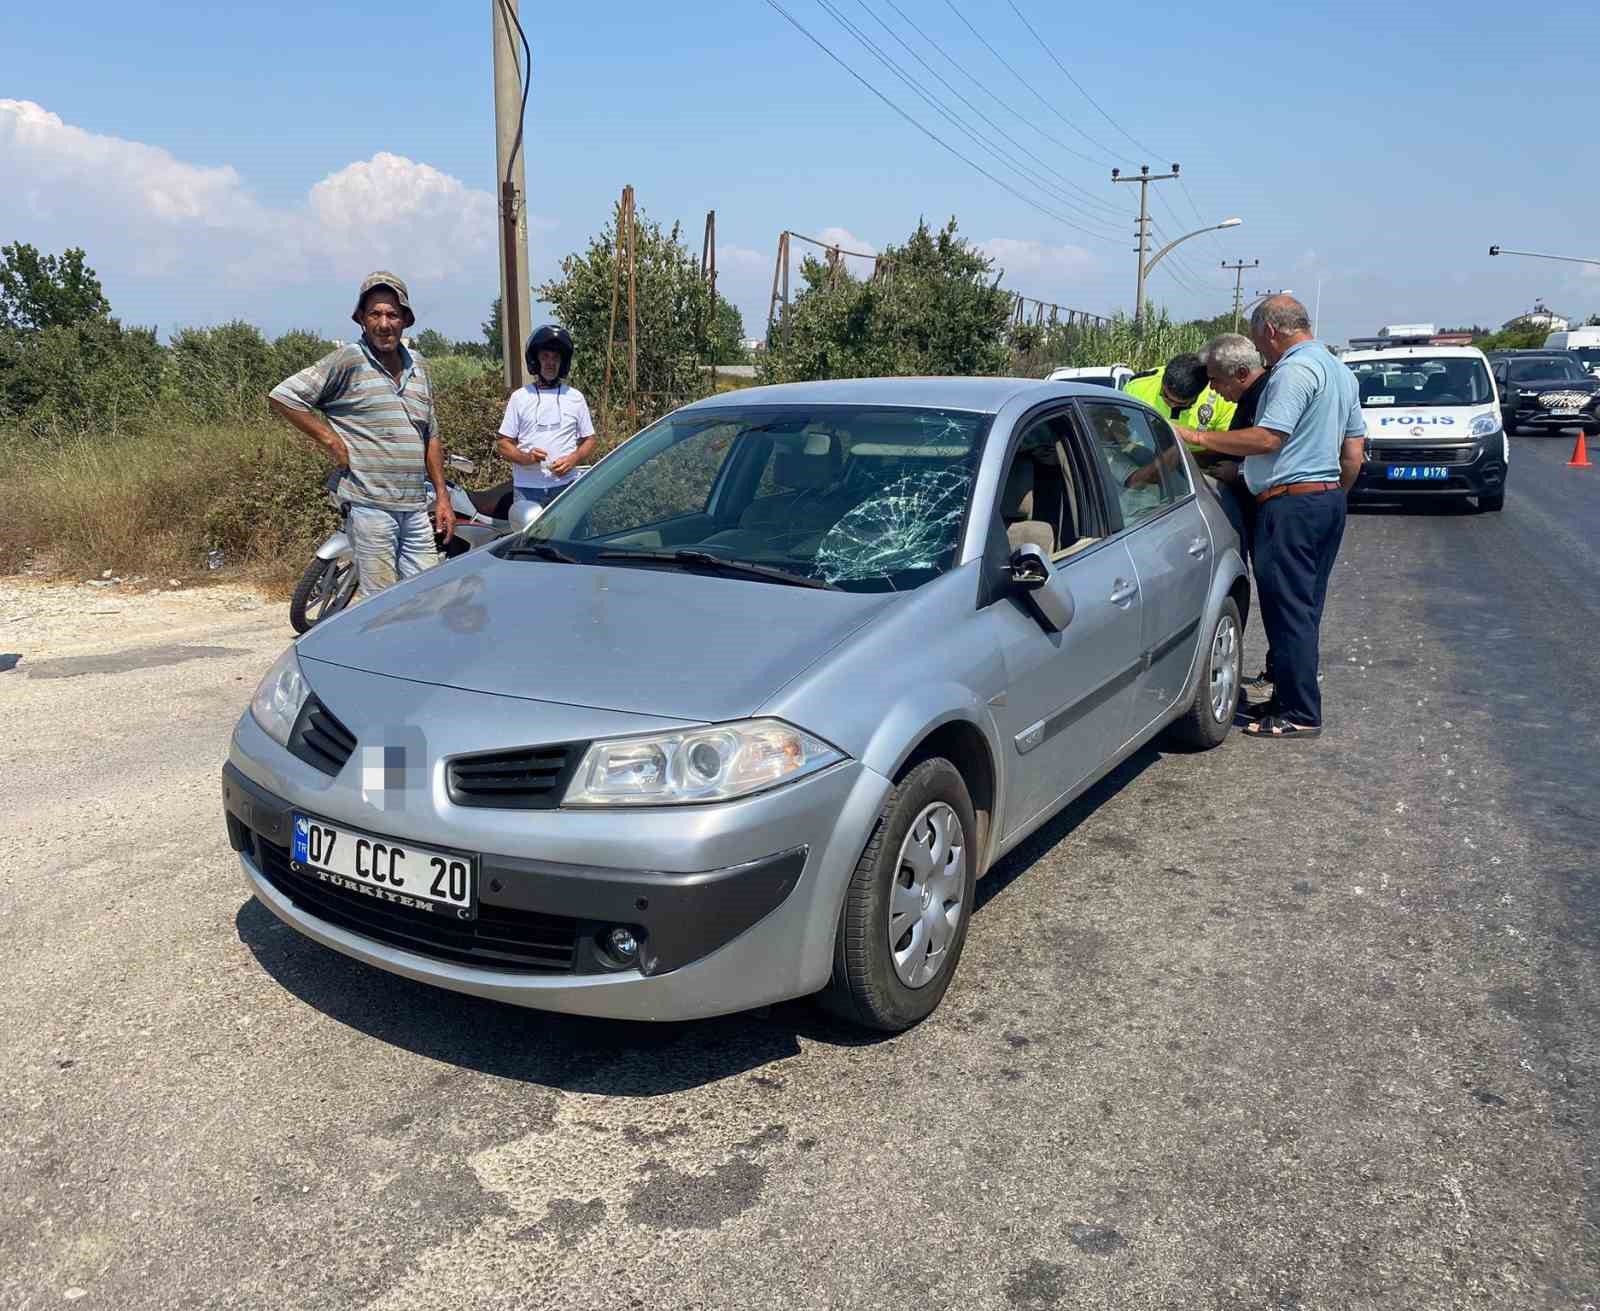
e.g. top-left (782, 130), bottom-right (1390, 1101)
top-left (1343, 338), bottom-right (1507, 512)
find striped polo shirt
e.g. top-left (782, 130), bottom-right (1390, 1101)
top-left (270, 336), bottom-right (435, 510)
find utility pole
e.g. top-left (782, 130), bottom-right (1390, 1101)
top-left (1222, 259), bottom-right (1259, 331)
top-left (492, 0), bottom-right (531, 392)
top-left (1112, 163), bottom-right (1181, 332)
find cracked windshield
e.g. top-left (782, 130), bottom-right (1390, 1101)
top-left (520, 406), bottom-right (989, 591)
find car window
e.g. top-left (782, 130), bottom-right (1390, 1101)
top-left (998, 412), bottom-right (1096, 560)
top-left (526, 404), bottom-right (990, 593)
top-left (1080, 402), bottom-right (1188, 529)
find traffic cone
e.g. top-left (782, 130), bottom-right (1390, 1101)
top-left (1568, 430), bottom-right (1593, 468)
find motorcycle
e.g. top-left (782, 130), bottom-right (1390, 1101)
top-left (289, 455), bottom-right (535, 634)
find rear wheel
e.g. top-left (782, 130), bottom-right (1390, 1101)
top-left (819, 758), bottom-right (977, 1032)
top-left (1164, 597), bottom-right (1242, 751)
top-left (289, 556), bottom-right (357, 633)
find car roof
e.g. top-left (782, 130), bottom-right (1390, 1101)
top-left (681, 376), bottom-right (1114, 415)
top-left (1343, 346), bottom-right (1488, 363)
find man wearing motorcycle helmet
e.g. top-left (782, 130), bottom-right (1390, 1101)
top-left (494, 324), bottom-right (598, 506)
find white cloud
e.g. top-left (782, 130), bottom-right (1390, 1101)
top-left (714, 244), bottom-right (770, 274)
top-left (979, 237), bottom-right (1096, 282)
top-left (0, 99), bottom-right (532, 334)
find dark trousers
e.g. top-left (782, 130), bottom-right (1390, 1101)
top-left (1253, 490), bottom-right (1347, 726)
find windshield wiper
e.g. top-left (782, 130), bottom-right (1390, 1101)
top-left (500, 539), bottom-right (577, 563)
top-left (595, 547), bottom-right (837, 590)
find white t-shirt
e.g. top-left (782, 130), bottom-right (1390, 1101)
top-left (499, 382), bottom-right (596, 488)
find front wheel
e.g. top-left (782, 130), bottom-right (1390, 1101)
top-left (819, 758), bottom-right (977, 1032)
top-left (288, 555), bottom-right (357, 633)
top-left (1164, 597), bottom-right (1243, 751)
top-left (1478, 489), bottom-right (1505, 512)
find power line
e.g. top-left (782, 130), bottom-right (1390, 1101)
top-left (1150, 194), bottom-right (1229, 289)
top-left (1002, 0), bottom-right (1160, 160)
top-left (940, 0), bottom-right (1122, 168)
top-left (815, 0), bottom-right (1125, 235)
top-left (763, 0), bottom-right (1123, 244)
top-left (876, 0), bottom-right (1128, 215)
top-left (853, 0), bottom-right (1125, 222)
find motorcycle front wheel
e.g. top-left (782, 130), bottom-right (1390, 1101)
top-left (289, 555), bottom-right (357, 634)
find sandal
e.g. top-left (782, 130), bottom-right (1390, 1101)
top-left (1242, 714), bottom-right (1321, 740)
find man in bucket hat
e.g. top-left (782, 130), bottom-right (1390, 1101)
top-left (268, 271), bottom-right (454, 603)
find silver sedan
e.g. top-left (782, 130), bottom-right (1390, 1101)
top-left (224, 377), bottom-right (1248, 1031)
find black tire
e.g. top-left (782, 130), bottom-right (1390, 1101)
top-left (288, 556), bottom-right (356, 634)
top-left (1478, 489), bottom-right (1505, 512)
top-left (819, 758), bottom-right (977, 1032)
top-left (1164, 597), bottom-right (1243, 751)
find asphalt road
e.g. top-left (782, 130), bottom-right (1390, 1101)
top-left (3, 435), bottom-right (1598, 1309)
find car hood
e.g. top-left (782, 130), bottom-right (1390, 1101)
top-left (1504, 376), bottom-right (1600, 393)
top-left (1364, 404), bottom-right (1492, 438)
top-left (295, 550), bottom-right (895, 722)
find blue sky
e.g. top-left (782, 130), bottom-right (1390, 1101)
top-left (4, 0), bottom-right (1598, 352)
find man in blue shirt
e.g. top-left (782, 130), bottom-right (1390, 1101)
top-left (1179, 296), bottom-right (1366, 739)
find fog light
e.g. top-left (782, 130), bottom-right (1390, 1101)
top-left (604, 926), bottom-right (640, 965)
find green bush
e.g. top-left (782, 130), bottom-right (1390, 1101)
top-left (760, 219), bottom-right (1012, 383)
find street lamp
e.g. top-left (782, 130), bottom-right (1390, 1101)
top-left (1488, 244), bottom-right (1600, 269)
top-left (1138, 218), bottom-right (1242, 330)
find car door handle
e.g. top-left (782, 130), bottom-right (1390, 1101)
top-left (1109, 579), bottom-right (1138, 606)
top-left (1187, 537), bottom-right (1209, 558)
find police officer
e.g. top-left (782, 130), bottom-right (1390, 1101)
top-left (1124, 353), bottom-right (1235, 457)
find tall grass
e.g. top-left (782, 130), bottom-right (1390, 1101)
top-left (1008, 311), bottom-right (1217, 377)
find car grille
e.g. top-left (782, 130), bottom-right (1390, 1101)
top-left (252, 835), bottom-right (579, 972)
top-left (446, 743), bottom-right (586, 810)
top-left (288, 697), bottom-right (357, 777)
top-left (1372, 444), bottom-right (1478, 465)
top-left (1536, 390), bottom-right (1594, 411)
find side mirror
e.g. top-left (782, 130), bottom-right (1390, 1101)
top-left (1007, 544), bottom-right (1073, 633)
top-left (508, 500), bottom-right (544, 534)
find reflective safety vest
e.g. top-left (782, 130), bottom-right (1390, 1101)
top-left (1124, 370), bottom-right (1236, 451)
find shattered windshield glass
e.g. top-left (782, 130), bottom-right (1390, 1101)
top-left (521, 404), bottom-right (989, 593)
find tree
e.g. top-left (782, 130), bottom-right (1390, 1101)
top-left (482, 297), bottom-right (503, 364)
top-left (412, 328), bottom-right (451, 357)
top-left (0, 243), bottom-right (111, 333)
top-left (710, 295), bottom-right (748, 365)
top-left (1586, 314), bottom-right (1600, 328)
top-left (539, 200), bottom-right (715, 424)
top-left (759, 218), bottom-right (1011, 383)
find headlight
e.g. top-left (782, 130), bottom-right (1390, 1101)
top-left (249, 645), bottom-right (311, 748)
top-left (1469, 413), bottom-right (1501, 439)
top-left (564, 718), bottom-right (845, 806)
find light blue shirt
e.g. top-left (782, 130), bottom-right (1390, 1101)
top-left (1243, 340), bottom-right (1365, 494)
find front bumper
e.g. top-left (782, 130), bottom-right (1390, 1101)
top-left (1510, 408), bottom-right (1599, 433)
top-left (1352, 439), bottom-right (1506, 500)
top-left (225, 711), bottom-right (893, 1021)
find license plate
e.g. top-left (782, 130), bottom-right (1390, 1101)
top-left (291, 814), bottom-right (477, 920)
top-left (1386, 465), bottom-right (1448, 480)
top-left (1548, 410), bottom-right (1581, 419)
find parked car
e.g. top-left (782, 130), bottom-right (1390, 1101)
top-left (1046, 363), bottom-right (1134, 391)
top-left (224, 378), bottom-right (1248, 1031)
top-left (1485, 351), bottom-right (1600, 435)
top-left (1344, 346), bottom-right (1508, 511)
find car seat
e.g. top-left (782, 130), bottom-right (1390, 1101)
top-left (1001, 459), bottom-right (1053, 554)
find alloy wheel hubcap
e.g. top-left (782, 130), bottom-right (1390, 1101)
top-left (888, 802), bottom-right (966, 988)
top-left (1209, 615), bottom-right (1239, 722)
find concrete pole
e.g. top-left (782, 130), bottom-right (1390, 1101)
top-left (492, 0), bottom-right (531, 392)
